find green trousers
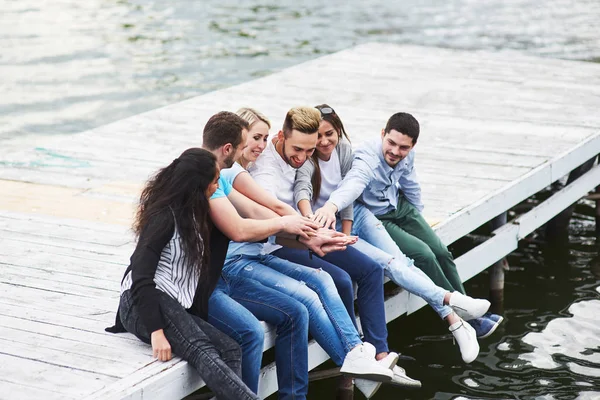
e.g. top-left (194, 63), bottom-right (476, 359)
top-left (377, 195), bottom-right (466, 294)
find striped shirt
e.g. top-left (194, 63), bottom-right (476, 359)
top-left (121, 222), bottom-right (202, 309)
top-left (119, 212), bottom-right (204, 332)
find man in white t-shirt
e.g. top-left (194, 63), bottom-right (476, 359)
top-left (249, 107), bottom-right (399, 367)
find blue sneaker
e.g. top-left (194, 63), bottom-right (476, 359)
top-left (467, 317), bottom-right (500, 339)
top-left (483, 312), bottom-right (504, 325)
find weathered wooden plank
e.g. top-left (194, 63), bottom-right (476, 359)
top-left (0, 313), bottom-right (145, 352)
top-left (0, 377), bottom-right (76, 400)
top-left (0, 216), bottom-right (132, 247)
top-left (0, 353), bottom-right (114, 398)
top-left (0, 331), bottom-right (143, 373)
top-left (0, 281), bottom-right (119, 312)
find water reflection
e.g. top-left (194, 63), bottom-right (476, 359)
top-left (1, 0), bottom-right (600, 139)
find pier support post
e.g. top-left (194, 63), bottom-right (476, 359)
top-left (336, 376), bottom-right (354, 400)
top-left (546, 156), bottom-right (598, 242)
top-left (489, 213), bottom-right (509, 313)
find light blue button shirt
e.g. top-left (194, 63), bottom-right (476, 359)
top-left (328, 138), bottom-right (423, 216)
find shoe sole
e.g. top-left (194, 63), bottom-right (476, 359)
top-left (478, 319), bottom-right (501, 339)
top-left (340, 371), bottom-right (393, 382)
top-left (387, 378), bottom-right (422, 389)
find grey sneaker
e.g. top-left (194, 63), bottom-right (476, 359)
top-left (355, 352), bottom-right (399, 398)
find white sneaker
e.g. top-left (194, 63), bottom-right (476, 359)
top-left (355, 352), bottom-right (399, 398)
top-left (449, 319), bottom-right (479, 363)
top-left (389, 365), bottom-right (422, 388)
top-left (340, 343), bottom-right (394, 382)
top-left (449, 292), bottom-right (490, 321)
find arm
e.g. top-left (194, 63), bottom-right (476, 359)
top-left (227, 188), bottom-right (280, 219)
top-left (399, 153), bottom-right (424, 213)
top-left (297, 199), bottom-right (313, 218)
top-left (129, 214), bottom-right (174, 334)
top-left (209, 194), bottom-right (317, 242)
top-left (129, 214), bottom-right (174, 361)
top-left (233, 170), bottom-right (297, 216)
top-left (293, 158), bottom-right (316, 212)
top-left (341, 220), bottom-right (353, 236)
top-left (313, 157), bottom-right (375, 228)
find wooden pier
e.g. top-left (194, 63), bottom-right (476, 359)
top-left (1, 43), bottom-right (599, 399)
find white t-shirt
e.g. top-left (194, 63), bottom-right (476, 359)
top-left (249, 140), bottom-right (296, 208)
top-left (246, 139), bottom-right (298, 254)
top-left (314, 150), bottom-right (342, 210)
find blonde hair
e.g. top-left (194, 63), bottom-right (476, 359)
top-left (282, 106), bottom-right (321, 138)
top-left (236, 107), bottom-right (271, 129)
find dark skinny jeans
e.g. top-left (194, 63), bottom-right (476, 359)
top-left (119, 289), bottom-right (259, 400)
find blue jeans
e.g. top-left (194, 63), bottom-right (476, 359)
top-left (208, 276), bottom-right (309, 400)
top-left (223, 254), bottom-right (362, 366)
top-left (347, 203), bottom-right (452, 319)
top-left (119, 289), bottom-right (259, 400)
top-left (272, 246), bottom-right (389, 354)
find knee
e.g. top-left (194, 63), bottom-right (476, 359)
top-left (331, 273), bottom-right (353, 300)
top-left (413, 246), bottom-right (438, 266)
top-left (245, 323), bottom-right (265, 351)
top-left (277, 301), bottom-right (309, 334)
top-left (432, 244), bottom-right (453, 261)
top-left (305, 268), bottom-right (337, 294)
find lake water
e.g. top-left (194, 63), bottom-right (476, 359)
top-left (2, 1), bottom-right (599, 399)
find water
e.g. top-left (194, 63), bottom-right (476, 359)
top-left (2, 1), bottom-right (600, 398)
top-left (1, 0), bottom-right (600, 140)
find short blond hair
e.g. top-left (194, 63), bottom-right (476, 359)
top-left (282, 106), bottom-right (321, 138)
top-left (236, 107), bottom-right (271, 129)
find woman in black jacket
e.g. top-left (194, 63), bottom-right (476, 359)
top-left (109, 147), bottom-right (258, 400)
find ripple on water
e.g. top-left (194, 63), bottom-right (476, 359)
top-left (519, 298), bottom-right (600, 376)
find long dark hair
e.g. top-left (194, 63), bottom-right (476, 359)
top-left (311, 104), bottom-right (351, 202)
top-left (134, 148), bottom-right (217, 283)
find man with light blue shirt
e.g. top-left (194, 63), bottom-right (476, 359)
top-left (314, 112), bottom-right (503, 338)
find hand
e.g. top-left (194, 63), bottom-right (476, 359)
top-left (300, 232), bottom-right (348, 257)
top-left (280, 215), bottom-right (319, 240)
top-left (316, 227), bottom-right (346, 239)
top-left (151, 329), bottom-right (172, 361)
top-left (342, 235), bottom-right (358, 246)
top-left (312, 202), bottom-right (338, 229)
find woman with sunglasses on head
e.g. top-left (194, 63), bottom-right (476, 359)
top-left (106, 148), bottom-right (259, 400)
top-left (294, 105), bottom-right (499, 370)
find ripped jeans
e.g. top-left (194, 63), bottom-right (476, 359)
top-left (222, 254), bottom-right (362, 366)
top-left (344, 203), bottom-right (453, 319)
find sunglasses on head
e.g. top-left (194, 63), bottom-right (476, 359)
top-left (318, 107), bottom-right (335, 116)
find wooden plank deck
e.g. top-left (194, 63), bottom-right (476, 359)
top-left (1, 43), bottom-right (599, 399)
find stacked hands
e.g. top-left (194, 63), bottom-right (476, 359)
top-left (280, 208), bottom-right (351, 257)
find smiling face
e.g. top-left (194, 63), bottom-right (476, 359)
top-left (242, 121), bottom-right (269, 163)
top-left (277, 129), bottom-right (317, 169)
top-left (381, 128), bottom-right (415, 167)
top-left (316, 120), bottom-right (339, 161)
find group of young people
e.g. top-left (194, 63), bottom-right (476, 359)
top-left (107, 105), bottom-right (504, 400)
